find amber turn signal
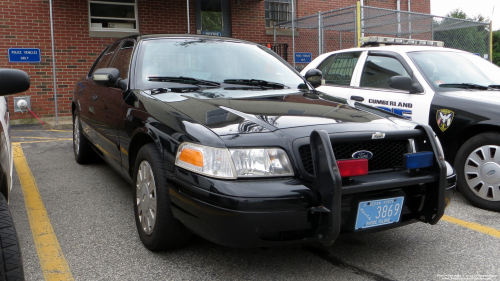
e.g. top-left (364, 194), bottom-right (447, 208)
top-left (179, 148), bottom-right (204, 167)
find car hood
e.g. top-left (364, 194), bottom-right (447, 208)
top-left (439, 90), bottom-right (500, 104)
top-left (148, 88), bottom-right (408, 136)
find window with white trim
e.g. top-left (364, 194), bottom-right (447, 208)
top-left (88, 0), bottom-right (138, 32)
top-left (264, 0), bottom-right (293, 28)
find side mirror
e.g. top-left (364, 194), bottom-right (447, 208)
top-left (304, 69), bottom-right (323, 88)
top-left (389, 76), bottom-right (424, 94)
top-left (0, 68), bottom-right (30, 95)
top-left (92, 68), bottom-right (121, 87)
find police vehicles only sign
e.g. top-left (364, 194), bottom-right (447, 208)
top-left (8, 48), bottom-right (41, 63)
top-left (295, 52), bottom-right (312, 63)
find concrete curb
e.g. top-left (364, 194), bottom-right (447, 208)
top-left (43, 121), bottom-right (73, 130)
top-left (10, 116), bottom-right (73, 130)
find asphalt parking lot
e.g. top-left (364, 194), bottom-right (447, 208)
top-left (8, 124), bottom-right (500, 281)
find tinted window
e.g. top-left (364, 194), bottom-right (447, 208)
top-left (360, 55), bottom-right (409, 89)
top-left (320, 52), bottom-right (361, 86)
top-left (89, 41), bottom-right (121, 76)
top-left (109, 40), bottom-right (135, 79)
top-left (317, 55), bottom-right (335, 75)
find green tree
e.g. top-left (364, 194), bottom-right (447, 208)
top-left (447, 9), bottom-right (467, 20)
top-left (433, 9), bottom-right (490, 57)
top-left (493, 30), bottom-right (500, 66)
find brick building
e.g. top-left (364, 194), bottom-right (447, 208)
top-left (0, 0), bottom-right (429, 122)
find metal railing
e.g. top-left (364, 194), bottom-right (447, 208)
top-left (260, 43), bottom-right (289, 62)
top-left (272, 4), bottom-right (492, 66)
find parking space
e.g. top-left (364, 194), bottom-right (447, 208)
top-left (8, 125), bottom-right (500, 281)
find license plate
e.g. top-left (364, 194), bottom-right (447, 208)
top-left (355, 196), bottom-right (405, 230)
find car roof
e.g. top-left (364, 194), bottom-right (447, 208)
top-left (326, 45), bottom-right (469, 55)
top-left (122, 34), bottom-right (256, 45)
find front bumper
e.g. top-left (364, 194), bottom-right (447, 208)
top-left (169, 125), bottom-right (455, 248)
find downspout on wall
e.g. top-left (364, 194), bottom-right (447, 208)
top-left (187, 0), bottom-right (190, 33)
top-left (408, 0), bottom-right (411, 38)
top-left (397, 0), bottom-right (401, 37)
top-left (360, 0), bottom-right (364, 37)
top-left (49, 0), bottom-right (58, 124)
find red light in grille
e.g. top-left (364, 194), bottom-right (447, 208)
top-left (336, 159), bottom-right (368, 177)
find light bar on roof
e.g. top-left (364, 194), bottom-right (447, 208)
top-left (360, 36), bottom-right (444, 47)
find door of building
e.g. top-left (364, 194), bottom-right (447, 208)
top-left (195, 0), bottom-right (231, 37)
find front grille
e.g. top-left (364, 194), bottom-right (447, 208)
top-left (299, 140), bottom-right (409, 175)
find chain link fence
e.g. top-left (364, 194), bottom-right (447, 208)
top-left (273, 5), bottom-right (492, 69)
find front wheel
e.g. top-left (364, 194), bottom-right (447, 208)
top-left (455, 132), bottom-right (500, 212)
top-left (133, 143), bottom-right (192, 251)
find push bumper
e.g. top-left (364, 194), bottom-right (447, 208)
top-left (169, 125), bottom-right (455, 248)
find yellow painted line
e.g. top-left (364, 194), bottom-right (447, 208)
top-left (12, 129), bottom-right (71, 133)
top-left (442, 215), bottom-right (500, 239)
top-left (13, 137), bottom-right (65, 140)
top-left (15, 139), bottom-right (72, 144)
top-left (13, 143), bottom-right (74, 281)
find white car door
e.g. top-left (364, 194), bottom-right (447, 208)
top-left (312, 51), bottom-right (365, 101)
top-left (348, 50), bottom-right (433, 124)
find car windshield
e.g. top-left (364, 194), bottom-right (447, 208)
top-left (136, 38), bottom-right (305, 92)
top-left (408, 51), bottom-right (500, 91)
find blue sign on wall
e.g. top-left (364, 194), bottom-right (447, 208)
top-left (295, 52), bottom-right (312, 63)
top-left (8, 48), bottom-right (41, 63)
top-left (202, 31), bottom-right (222, 36)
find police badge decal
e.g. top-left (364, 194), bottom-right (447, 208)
top-left (436, 109), bottom-right (454, 132)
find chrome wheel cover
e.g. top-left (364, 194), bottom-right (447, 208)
top-left (74, 116), bottom-right (80, 155)
top-left (464, 145), bottom-right (500, 201)
top-left (136, 160), bottom-right (157, 235)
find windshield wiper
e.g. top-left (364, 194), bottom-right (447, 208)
top-left (223, 79), bottom-right (286, 89)
top-left (488, 85), bottom-right (500, 89)
top-left (438, 83), bottom-right (488, 90)
top-left (148, 76), bottom-right (220, 87)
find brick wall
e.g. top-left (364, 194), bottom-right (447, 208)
top-left (0, 0), bottom-right (429, 120)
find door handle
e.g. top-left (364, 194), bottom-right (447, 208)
top-left (350, 95), bottom-right (364, 102)
top-left (92, 94), bottom-right (98, 101)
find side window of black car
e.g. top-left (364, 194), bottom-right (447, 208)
top-left (319, 52), bottom-right (361, 86)
top-left (109, 40), bottom-right (135, 80)
top-left (360, 55), bottom-right (410, 89)
top-left (88, 41), bottom-right (121, 77)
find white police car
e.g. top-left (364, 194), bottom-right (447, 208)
top-left (301, 37), bottom-right (500, 212)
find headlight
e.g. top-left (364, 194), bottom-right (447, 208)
top-left (175, 143), bottom-right (235, 179)
top-left (175, 143), bottom-right (294, 179)
top-left (230, 148), bottom-right (294, 177)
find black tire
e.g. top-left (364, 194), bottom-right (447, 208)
top-left (133, 143), bottom-right (192, 251)
top-left (0, 193), bottom-right (24, 281)
top-left (455, 132), bottom-right (500, 212)
top-left (72, 112), bottom-right (98, 164)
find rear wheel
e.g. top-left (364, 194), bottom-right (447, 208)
top-left (0, 193), bottom-right (24, 280)
top-left (133, 143), bottom-right (192, 251)
top-left (73, 113), bottom-right (97, 164)
top-left (455, 132), bottom-right (500, 212)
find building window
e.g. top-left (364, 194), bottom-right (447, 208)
top-left (265, 0), bottom-right (293, 28)
top-left (88, 0), bottom-right (138, 32)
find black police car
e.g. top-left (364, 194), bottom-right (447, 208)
top-left (72, 35), bottom-right (456, 250)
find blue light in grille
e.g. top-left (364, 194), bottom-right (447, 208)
top-left (404, 152), bottom-right (434, 170)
